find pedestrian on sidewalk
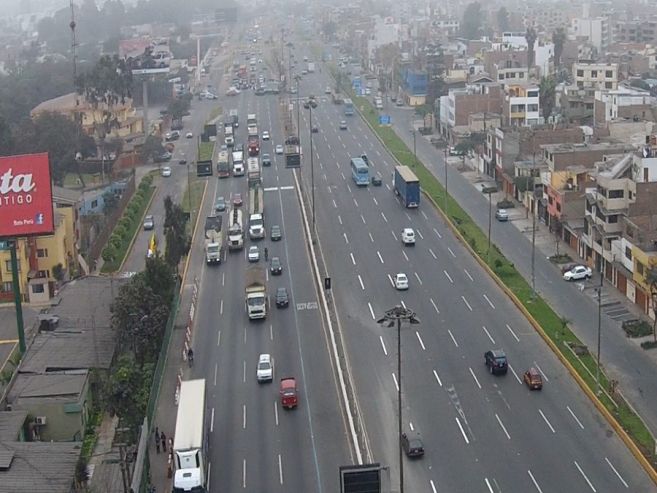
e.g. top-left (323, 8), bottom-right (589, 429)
top-left (154, 427), bottom-right (160, 454)
top-left (160, 431), bottom-right (167, 452)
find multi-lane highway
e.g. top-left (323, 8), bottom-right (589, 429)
top-left (287, 43), bottom-right (657, 492)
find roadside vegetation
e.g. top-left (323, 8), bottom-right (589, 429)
top-left (334, 67), bottom-right (657, 465)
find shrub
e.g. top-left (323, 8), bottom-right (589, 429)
top-left (119, 217), bottom-right (132, 230)
top-left (623, 320), bottom-right (653, 338)
top-left (114, 225), bottom-right (127, 239)
top-left (127, 202), bottom-right (140, 216)
top-left (102, 246), bottom-right (115, 262)
top-left (640, 340), bottom-right (657, 350)
top-left (109, 234), bottom-right (122, 250)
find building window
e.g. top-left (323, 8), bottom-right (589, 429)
top-left (37, 270), bottom-right (49, 278)
top-left (528, 104), bottom-right (539, 112)
top-left (556, 202), bottom-right (562, 212)
top-left (605, 70), bottom-right (613, 77)
top-left (91, 199), bottom-right (98, 209)
top-left (519, 72), bottom-right (525, 78)
top-left (608, 189), bottom-right (624, 198)
top-left (37, 248), bottom-right (48, 258)
top-left (608, 215), bottom-right (618, 223)
top-left (637, 261), bottom-right (644, 276)
top-left (605, 81), bottom-right (613, 89)
top-left (4, 261), bottom-right (20, 273)
top-left (577, 69), bottom-right (584, 76)
top-left (32, 284), bottom-right (45, 294)
top-left (591, 70), bottom-right (598, 78)
top-left (2, 282), bottom-right (12, 292)
top-left (625, 247), bottom-right (632, 260)
top-left (577, 81), bottom-right (584, 88)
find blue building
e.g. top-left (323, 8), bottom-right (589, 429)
top-left (400, 68), bottom-right (427, 106)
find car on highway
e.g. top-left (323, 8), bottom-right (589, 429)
top-left (401, 228), bottom-right (415, 245)
top-left (248, 246), bottom-right (260, 262)
top-left (262, 130), bottom-right (270, 140)
top-left (401, 432), bottom-right (425, 457)
top-left (232, 193), bottom-right (243, 207)
top-left (495, 209), bottom-right (509, 221)
top-left (186, 132), bottom-right (193, 138)
top-left (256, 354), bottom-right (273, 383)
top-left (325, 86), bottom-right (331, 94)
top-left (262, 153), bottom-right (272, 166)
top-left (484, 349), bottom-right (508, 375)
top-left (270, 257), bottom-right (282, 275)
top-left (523, 367), bottom-right (543, 390)
top-left (275, 144), bottom-right (284, 154)
top-left (563, 264), bottom-right (592, 281)
top-left (161, 166), bottom-right (172, 177)
top-left (371, 175), bottom-right (382, 186)
top-left (143, 215), bottom-right (154, 230)
top-left (311, 125), bottom-right (319, 133)
top-left (280, 377), bottom-right (298, 409)
top-left (360, 154), bottom-right (369, 164)
top-left (165, 130), bottom-right (180, 141)
top-left (214, 196), bottom-right (226, 212)
top-left (178, 159), bottom-right (187, 165)
top-left (270, 224), bottom-right (282, 241)
top-left (394, 273), bottom-right (409, 290)
top-left (396, 99), bottom-right (404, 106)
top-left (155, 151), bottom-right (172, 163)
top-left (275, 287), bottom-right (289, 308)
top-left (339, 120), bottom-right (347, 130)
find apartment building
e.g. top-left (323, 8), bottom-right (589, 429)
top-left (573, 62), bottom-right (619, 91)
top-left (594, 87), bottom-right (656, 125)
top-left (571, 16), bottom-right (611, 52)
top-left (438, 83), bottom-right (503, 141)
top-left (524, 4), bottom-right (571, 32)
top-left (612, 18), bottom-right (657, 44)
top-left (503, 83), bottom-right (540, 127)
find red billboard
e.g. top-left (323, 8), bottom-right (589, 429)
top-left (0, 153), bottom-right (54, 238)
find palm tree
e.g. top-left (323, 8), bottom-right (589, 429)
top-left (526, 27), bottom-right (537, 75)
top-left (552, 27), bottom-right (567, 74)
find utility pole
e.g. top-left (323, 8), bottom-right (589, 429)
top-left (530, 152), bottom-right (537, 299)
top-left (487, 190), bottom-right (493, 264)
top-left (308, 102), bottom-right (317, 237)
top-left (595, 272), bottom-right (603, 395)
top-left (443, 147), bottom-right (448, 213)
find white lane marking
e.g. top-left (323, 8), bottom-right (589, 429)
top-left (242, 459), bottom-right (247, 488)
top-left (605, 457), bottom-right (629, 488)
top-left (469, 367), bottom-right (482, 389)
top-left (417, 229), bottom-right (424, 239)
top-left (335, 161), bottom-right (339, 168)
top-left (353, 198), bottom-right (359, 207)
top-left (360, 214), bottom-right (366, 224)
top-left (222, 272), bottom-right (225, 286)
top-left (448, 247), bottom-right (456, 258)
top-left (464, 269), bottom-right (474, 281)
top-left (527, 470), bottom-right (544, 493)
top-left (373, 196), bottom-right (379, 205)
top-left (270, 324), bottom-right (273, 340)
top-left (243, 360), bottom-right (246, 382)
top-left (210, 407), bottom-right (215, 432)
top-left (430, 298), bottom-right (440, 314)
top-left (358, 274), bottom-right (365, 290)
top-left (369, 232), bottom-right (374, 242)
top-left (534, 363), bottom-right (549, 382)
top-left (429, 248), bottom-right (437, 259)
top-left (385, 183), bottom-right (391, 191)
top-left (343, 142), bottom-right (346, 149)
top-left (414, 272), bottom-right (423, 285)
top-left (433, 369), bottom-right (443, 386)
top-left (217, 330), bottom-right (221, 347)
top-left (405, 212), bottom-right (412, 221)
top-left (376, 150), bottom-right (381, 156)
top-left (332, 199), bottom-right (337, 208)
top-left (461, 296), bottom-right (473, 311)
top-left (220, 299), bottom-right (223, 315)
top-left (482, 325), bottom-right (496, 344)
top-left (368, 302), bottom-right (375, 320)
top-left (508, 364), bottom-right (522, 384)
top-left (278, 454), bottom-right (284, 485)
top-left (415, 331), bottom-right (426, 350)
top-left (539, 409), bottom-right (556, 434)
top-left (455, 417), bottom-right (470, 444)
top-left (391, 231), bottom-right (398, 241)
top-left (207, 462), bottom-right (212, 491)
top-left (448, 329), bottom-right (459, 347)
top-left (574, 461), bottom-right (597, 492)
top-left (433, 228), bottom-right (442, 239)
top-left (401, 250), bottom-right (409, 261)
top-left (350, 253), bottom-right (356, 265)
top-left (567, 406), bottom-right (584, 429)
top-left (274, 400), bottom-right (279, 426)
top-left (377, 251), bottom-right (384, 263)
top-left (430, 479), bottom-right (438, 493)
top-left (506, 324), bottom-right (520, 342)
top-left (496, 414), bottom-right (511, 440)
top-left (338, 215), bottom-right (342, 225)
top-left (484, 478), bottom-right (495, 492)
top-left (379, 336), bottom-right (388, 356)
top-left (381, 212), bottom-right (388, 222)
top-left (421, 210), bottom-right (429, 220)
top-left (483, 294), bottom-right (496, 309)
top-left (392, 372), bottom-right (399, 392)
top-left (400, 300), bottom-right (407, 309)
top-left (243, 404), bottom-right (247, 429)
top-left (340, 172), bottom-right (346, 180)
top-left (343, 232), bottom-right (349, 244)
top-left (444, 270), bottom-right (454, 283)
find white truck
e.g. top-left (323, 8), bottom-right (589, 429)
top-left (245, 266), bottom-right (267, 320)
top-left (247, 157), bottom-right (260, 186)
top-left (232, 150), bottom-right (244, 176)
top-left (248, 185), bottom-right (265, 240)
top-left (173, 379), bottom-right (207, 492)
top-left (227, 207), bottom-right (244, 250)
top-left (307, 62), bottom-right (316, 73)
top-left (204, 216), bottom-right (223, 264)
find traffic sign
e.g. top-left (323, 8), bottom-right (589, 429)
top-left (378, 115), bottom-right (391, 125)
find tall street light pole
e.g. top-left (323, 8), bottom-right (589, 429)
top-left (595, 272), bottom-right (603, 395)
top-left (307, 101), bottom-right (317, 236)
top-left (377, 306), bottom-right (420, 493)
top-left (410, 129), bottom-right (417, 168)
top-left (530, 153), bottom-right (537, 299)
top-left (443, 147), bottom-right (448, 214)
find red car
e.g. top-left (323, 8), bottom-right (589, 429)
top-left (280, 377), bottom-right (298, 409)
top-left (232, 193), bottom-right (243, 207)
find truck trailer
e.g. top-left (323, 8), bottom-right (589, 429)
top-left (204, 216), bottom-right (223, 264)
top-left (393, 165), bottom-right (420, 208)
top-left (248, 185), bottom-right (265, 239)
top-left (227, 207), bottom-right (244, 250)
top-left (245, 266), bottom-right (267, 320)
top-left (173, 379), bottom-right (207, 492)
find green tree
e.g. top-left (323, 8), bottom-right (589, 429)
top-left (0, 115), bottom-right (13, 155)
top-left (526, 27), bottom-right (537, 73)
top-left (140, 135), bottom-right (166, 162)
top-left (539, 76), bottom-right (557, 119)
top-left (461, 3), bottom-right (482, 39)
top-left (163, 195), bottom-right (189, 269)
top-left (168, 94), bottom-right (192, 121)
top-left (496, 7), bottom-right (510, 33)
top-left (552, 27), bottom-right (567, 73)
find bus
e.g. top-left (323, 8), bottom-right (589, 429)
top-left (344, 98), bottom-right (354, 116)
top-left (217, 150), bottom-right (230, 178)
top-left (350, 157), bottom-right (369, 186)
top-left (247, 113), bottom-right (257, 126)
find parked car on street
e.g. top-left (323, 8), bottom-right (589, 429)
top-left (495, 209), bottom-right (509, 221)
top-left (563, 265), bottom-right (592, 281)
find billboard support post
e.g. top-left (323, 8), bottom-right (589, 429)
top-left (9, 240), bottom-right (26, 354)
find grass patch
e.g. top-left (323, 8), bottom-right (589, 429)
top-left (63, 172), bottom-right (105, 188)
top-left (208, 105), bottom-right (223, 124)
top-left (344, 80), bottom-right (657, 463)
top-left (101, 185), bottom-right (155, 273)
top-left (198, 141), bottom-right (215, 162)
